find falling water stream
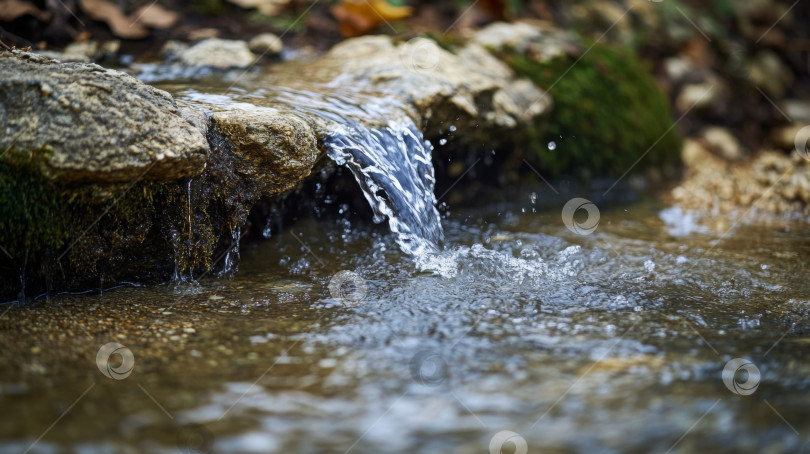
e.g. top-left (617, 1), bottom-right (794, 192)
top-left (1, 78), bottom-right (809, 454)
top-left (181, 86), bottom-right (446, 259)
top-left (276, 88), bottom-right (444, 258)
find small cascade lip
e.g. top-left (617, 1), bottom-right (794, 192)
top-left (321, 118), bottom-right (444, 258)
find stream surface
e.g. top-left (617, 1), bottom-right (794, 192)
top-left (1, 197), bottom-right (809, 454)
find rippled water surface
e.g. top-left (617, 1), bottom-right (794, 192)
top-left (1, 197), bottom-right (809, 454)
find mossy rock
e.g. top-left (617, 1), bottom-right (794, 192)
top-left (504, 42), bottom-right (682, 177)
top-left (0, 149), bottom-right (67, 258)
top-left (0, 148), bottom-right (224, 300)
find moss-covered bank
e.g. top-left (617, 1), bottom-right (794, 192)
top-left (501, 42), bottom-right (682, 178)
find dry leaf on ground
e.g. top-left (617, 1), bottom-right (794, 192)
top-left (0, 0), bottom-right (50, 22)
top-left (331, 0), bottom-right (412, 37)
top-left (78, 0), bottom-right (149, 39)
top-left (131, 4), bottom-right (178, 29)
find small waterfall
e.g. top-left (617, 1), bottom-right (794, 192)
top-left (180, 87), bottom-right (445, 260)
top-left (325, 121), bottom-right (443, 256)
top-left (276, 89), bottom-right (445, 257)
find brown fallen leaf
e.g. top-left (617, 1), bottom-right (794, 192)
top-left (227, 0), bottom-right (290, 16)
top-left (0, 0), bottom-right (51, 22)
top-left (131, 3), bottom-right (178, 29)
top-left (78, 0), bottom-right (149, 39)
top-left (331, 0), bottom-right (412, 37)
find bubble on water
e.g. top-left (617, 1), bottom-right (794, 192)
top-left (530, 192), bottom-right (537, 204)
top-left (547, 141), bottom-right (557, 151)
top-left (328, 270), bottom-right (368, 306)
top-left (439, 138), bottom-right (447, 146)
top-left (449, 125), bottom-right (457, 132)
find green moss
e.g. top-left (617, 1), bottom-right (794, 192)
top-left (194, 0), bottom-right (225, 15)
top-left (504, 42), bottom-right (682, 177)
top-left (249, 10), bottom-right (309, 34)
top-left (1, 146), bottom-right (230, 298)
top-left (0, 149), bottom-right (68, 258)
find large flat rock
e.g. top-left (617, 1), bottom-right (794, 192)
top-left (0, 50), bottom-right (209, 185)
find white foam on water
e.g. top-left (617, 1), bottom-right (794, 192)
top-left (659, 206), bottom-right (709, 236)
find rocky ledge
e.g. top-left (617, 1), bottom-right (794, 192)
top-left (0, 25), bottom-right (554, 301)
top-left (5, 14), bottom-right (803, 302)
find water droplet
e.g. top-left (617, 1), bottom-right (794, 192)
top-left (547, 141), bottom-right (557, 151)
top-left (530, 192), bottom-right (537, 204)
top-left (449, 125), bottom-right (457, 132)
top-left (439, 138), bottom-right (447, 146)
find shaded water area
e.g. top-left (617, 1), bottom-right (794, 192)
top-left (1, 195), bottom-right (810, 453)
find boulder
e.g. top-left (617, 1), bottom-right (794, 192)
top-left (0, 50), bottom-right (209, 185)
